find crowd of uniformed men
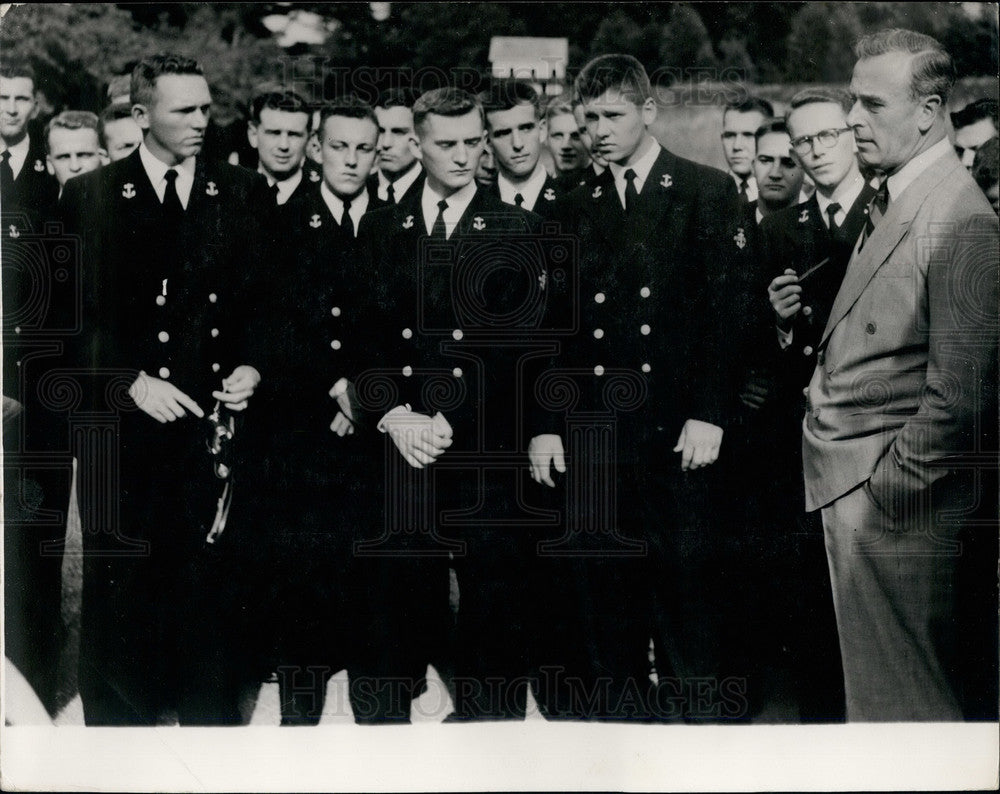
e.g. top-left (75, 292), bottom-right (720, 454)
top-left (3, 25), bottom-right (998, 727)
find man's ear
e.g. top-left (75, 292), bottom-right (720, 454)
top-left (917, 94), bottom-right (942, 133)
top-left (99, 148), bottom-right (110, 166)
top-left (641, 96), bottom-right (657, 128)
top-left (131, 103), bottom-right (151, 132)
top-left (45, 155), bottom-right (54, 176)
top-left (407, 134), bottom-right (422, 161)
top-left (538, 117), bottom-right (547, 145)
top-left (247, 121), bottom-right (258, 149)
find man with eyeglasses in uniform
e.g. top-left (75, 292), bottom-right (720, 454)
top-left (745, 88), bottom-right (877, 722)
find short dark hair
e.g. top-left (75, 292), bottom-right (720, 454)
top-left (0, 60), bottom-right (36, 86)
top-left (44, 110), bottom-right (100, 153)
top-left (248, 88), bottom-right (312, 130)
top-left (131, 53), bottom-right (204, 108)
top-left (376, 87), bottom-right (418, 110)
top-left (412, 87), bottom-right (484, 134)
top-left (972, 135), bottom-right (999, 192)
top-left (951, 98), bottom-right (999, 132)
top-left (481, 79), bottom-right (542, 122)
top-left (723, 96), bottom-right (774, 119)
top-left (854, 28), bottom-right (955, 106)
top-left (318, 95), bottom-right (378, 136)
top-left (98, 102), bottom-right (135, 146)
top-left (788, 87), bottom-right (853, 116)
top-left (755, 116), bottom-right (789, 142)
top-left (575, 54), bottom-right (652, 106)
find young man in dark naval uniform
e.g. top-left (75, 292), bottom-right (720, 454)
top-left (368, 88), bottom-right (425, 206)
top-left (252, 95), bottom-right (386, 725)
top-left (750, 88), bottom-right (877, 721)
top-left (530, 54), bottom-right (742, 722)
top-left (60, 53), bottom-right (267, 726)
top-left (247, 87), bottom-right (313, 206)
top-left (346, 87), bottom-right (561, 722)
top-left (483, 79), bottom-right (568, 218)
top-left (0, 61), bottom-right (57, 215)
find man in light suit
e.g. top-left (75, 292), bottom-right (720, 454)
top-left (802, 29), bottom-right (999, 721)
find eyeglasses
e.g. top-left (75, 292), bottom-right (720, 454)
top-left (790, 127), bottom-right (853, 155)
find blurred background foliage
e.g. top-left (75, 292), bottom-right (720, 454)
top-left (1, 2), bottom-right (996, 110)
top-left (1, 2), bottom-right (996, 169)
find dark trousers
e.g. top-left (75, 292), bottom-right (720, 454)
top-left (3, 409), bottom-right (70, 717)
top-left (77, 415), bottom-right (247, 725)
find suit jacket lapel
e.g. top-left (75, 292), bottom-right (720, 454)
top-left (821, 153), bottom-right (961, 345)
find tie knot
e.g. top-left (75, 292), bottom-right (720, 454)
top-left (164, 168), bottom-right (178, 184)
top-left (874, 179), bottom-right (889, 209)
top-left (826, 201), bottom-right (841, 217)
top-left (624, 168), bottom-right (637, 184)
top-left (1, 150), bottom-right (10, 163)
top-left (342, 197), bottom-right (352, 210)
top-left (514, 192), bottom-right (524, 207)
top-left (437, 199), bottom-right (448, 212)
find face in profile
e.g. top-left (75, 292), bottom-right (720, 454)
top-left (848, 51), bottom-right (932, 175)
top-left (319, 113), bottom-right (379, 198)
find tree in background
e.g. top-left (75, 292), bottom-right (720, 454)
top-left (0, 2), bottom-right (995, 115)
top-left (658, 3), bottom-right (719, 82)
top-left (785, 2), bottom-right (863, 83)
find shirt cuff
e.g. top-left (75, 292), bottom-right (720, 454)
top-left (377, 404), bottom-right (411, 433)
top-left (777, 325), bottom-right (794, 350)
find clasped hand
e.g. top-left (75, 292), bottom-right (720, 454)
top-left (382, 410), bottom-right (453, 469)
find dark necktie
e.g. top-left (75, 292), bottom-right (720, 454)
top-left (270, 181), bottom-right (280, 205)
top-left (739, 177), bottom-right (750, 205)
top-left (514, 192), bottom-right (524, 208)
top-left (825, 201), bottom-right (841, 235)
top-left (0, 150), bottom-right (13, 195)
top-left (431, 198), bottom-right (448, 239)
top-left (624, 168), bottom-right (639, 213)
top-left (386, 182), bottom-right (396, 204)
top-left (162, 168), bottom-right (184, 217)
top-left (341, 197), bottom-right (354, 239)
top-left (858, 180), bottom-right (889, 251)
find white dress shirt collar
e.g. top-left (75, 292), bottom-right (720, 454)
top-left (139, 142), bottom-right (196, 208)
top-left (607, 136), bottom-right (661, 209)
top-left (885, 136), bottom-right (952, 203)
top-left (259, 164), bottom-right (303, 206)
top-left (815, 173), bottom-right (865, 229)
top-left (421, 179), bottom-right (477, 239)
top-left (1, 134), bottom-right (32, 180)
top-left (320, 182), bottom-right (369, 236)
top-left (378, 161), bottom-right (422, 203)
top-left (497, 162), bottom-right (548, 211)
